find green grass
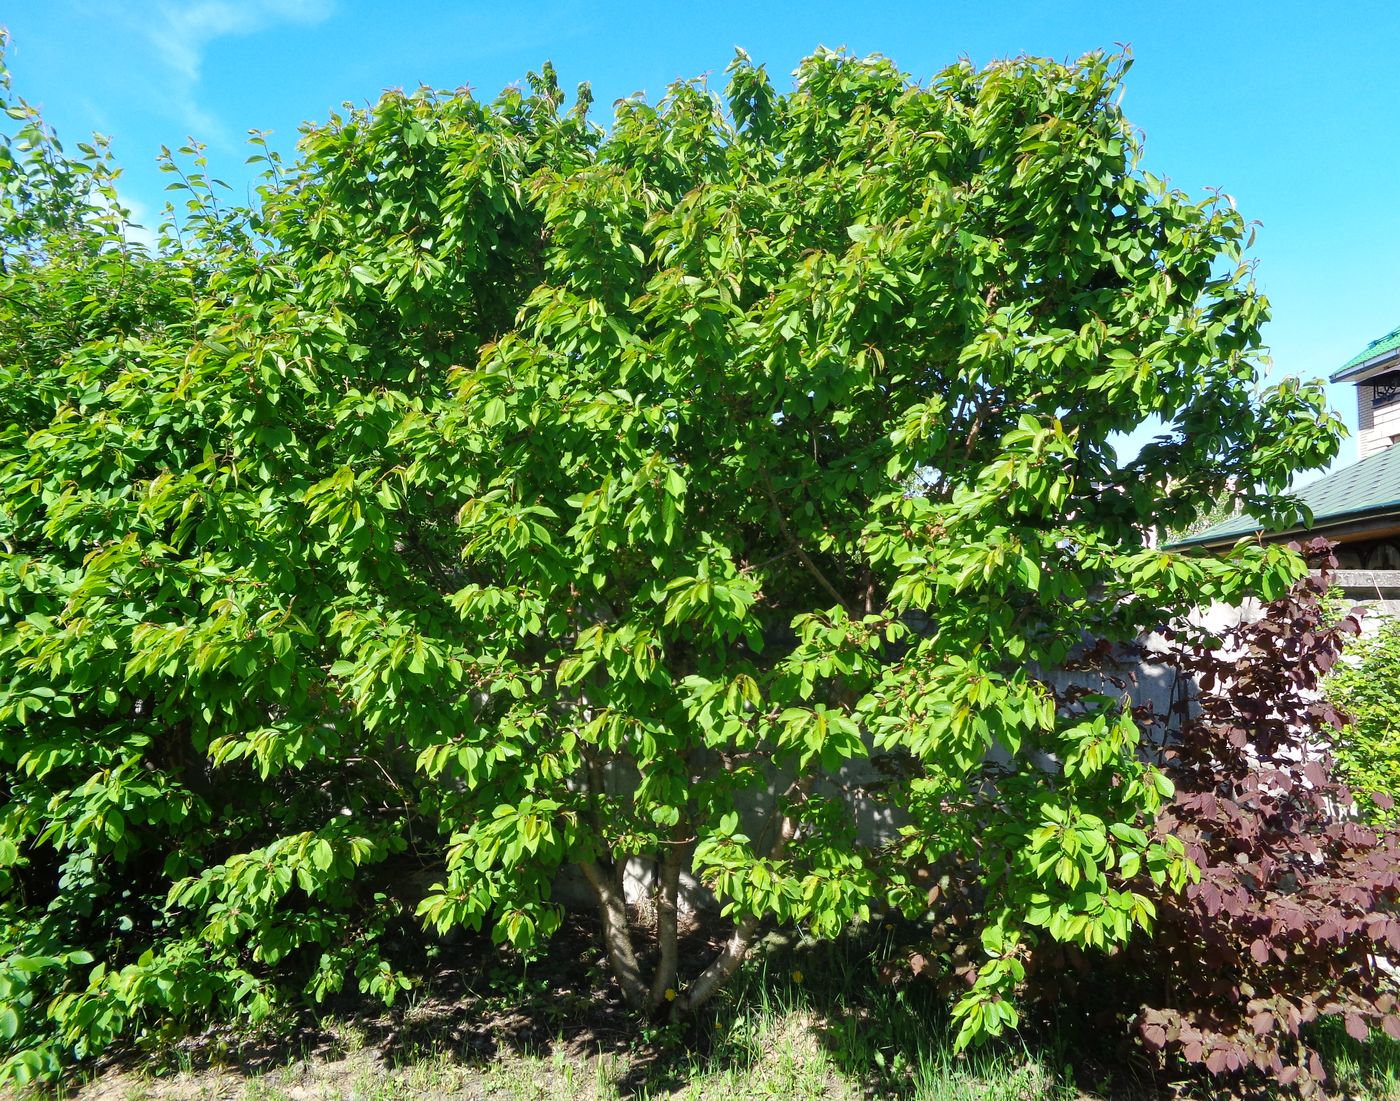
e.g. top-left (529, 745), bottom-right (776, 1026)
top-left (216, 997), bottom-right (1070, 1101)
top-left (697, 947), bottom-right (1075, 1100)
top-left (1313, 1017), bottom-right (1400, 1101)
top-left (68, 935), bottom-right (1400, 1101)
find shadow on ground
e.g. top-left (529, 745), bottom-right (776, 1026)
top-left (74, 916), bottom-right (1400, 1101)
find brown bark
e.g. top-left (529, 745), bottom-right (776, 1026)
top-left (646, 841), bottom-right (685, 1010)
top-left (580, 859), bottom-right (648, 1012)
top-left (670, 913), bottom-right (761, 1018)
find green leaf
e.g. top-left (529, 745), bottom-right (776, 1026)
top-left (310, 839), bottom-right (335, 872)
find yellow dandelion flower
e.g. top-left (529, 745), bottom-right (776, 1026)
top-left (664, 987), bottom-right (677, 1002)
top-left (791, 969), bottom-right (804, 985)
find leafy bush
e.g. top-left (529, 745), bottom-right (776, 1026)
top-left (1136, 546), bottom-right (1400, 1096)
top-left (1325, 616), bottom-right (1400, 825)
top-left (1000, 544), bottom-right (1400, 1099)
top-left (0, 37), bottom-right (1344, 1081)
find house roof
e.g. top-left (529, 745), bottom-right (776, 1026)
top-left (1331, 323), bottom-right (1400, 383)
top-left (1175, 442), bottom-right (1400, 547)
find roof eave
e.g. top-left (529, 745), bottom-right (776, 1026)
top-left (1172, 501), bottom-right (1400, 551)
top-left (1330, 347), bottom-right (1400, 384)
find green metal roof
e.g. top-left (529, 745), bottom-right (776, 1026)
top-left (1175, 442), bottom-right (1400, 546)
top-left (1331, 323), bottom-right (1400, 382)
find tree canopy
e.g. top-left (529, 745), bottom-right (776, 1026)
top-left (0, 41), bottom-right (1343, 1081)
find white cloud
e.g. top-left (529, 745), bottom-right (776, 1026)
top-left (129, 0), bottom-right (334, 140)
top-left (146, 0), bottom-right (333, 83)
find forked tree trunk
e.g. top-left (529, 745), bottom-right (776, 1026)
top-left (581, 784), bottom-right (807, 1019)
top-left (668, 912), bottom-right (761, 1020)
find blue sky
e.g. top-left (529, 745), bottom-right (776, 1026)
top-left (4, 1), bottom-right (1397, 470)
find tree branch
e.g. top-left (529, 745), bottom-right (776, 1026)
top-left (758, 472), bottom-right (853, 613)
top-left (578, 758), bottom-right (648, 1011)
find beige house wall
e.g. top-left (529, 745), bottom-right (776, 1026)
top-left (1358, 391), bottom-right (1400, 458)
top-left (1356, 374), bottom-right (1400, 459)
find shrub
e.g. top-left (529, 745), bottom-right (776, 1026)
top-left (0, 38), bottom-right (1343, 1081)
top-left (1000, 543), bottom-right (1400, 1099)
top-left (1325, 616), bottom-right (1400, 825)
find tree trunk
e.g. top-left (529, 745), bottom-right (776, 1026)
top-left (669, 912), bottom-right (760, 1019)
top-left (580, 859), bottom-right (648, 1011)
top-left (670, 784), bottom-right (806, 1018)
top-left (647, 840), bottom-right (685, 1010)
